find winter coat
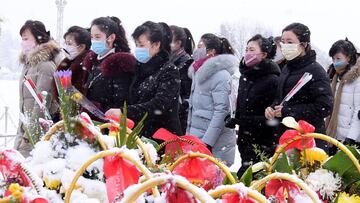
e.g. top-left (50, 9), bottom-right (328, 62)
top-left (273, 50), bottom-right (333, 134)
top-left (236, 59), bottom-right (280, 165)
top-left (187, 54), bottom-right (239, 166)
top-left (127, 50), bottom-right (182, 138)
top-left (83, 50), bottom-right (136, 115)
top-left (16, 40), bottom-right (64, 157)
top-left (327, 58), bottom-right (360, 142)
top-left (170, 50), bottom-right (194, 134)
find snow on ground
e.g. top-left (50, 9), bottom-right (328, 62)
top-left (0, 79), bottom-right (241, 171)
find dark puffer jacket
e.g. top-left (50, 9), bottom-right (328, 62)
top-left (127, 50), bottom-right (182, 138)
top-left (170, 50), bottom-right (193, 134)
top-left (83, 51), bottom-right (136, 114)
top-left (273, 50), bottom-right (334, 134)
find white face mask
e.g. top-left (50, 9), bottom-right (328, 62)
top-left (64, 45), bottom-right (80, 60)
top-left (280, 42), bottom-right (302, 61)
top-left (192, 47), bottom-right (207, 61)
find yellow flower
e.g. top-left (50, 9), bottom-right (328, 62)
top-left (12, 190), bottom-right (22, 200)
top-left (8, 183), bottom-right (21, 193)
top-left (338, 192), bottom-right (360, 203)
top-left (44, 177), bottom-right (61, 190)
top-left (300, 147), bottom-right (328, 166)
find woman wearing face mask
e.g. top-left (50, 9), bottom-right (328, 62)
top-left (325, 39), bottom-right (360, 147)
top-left (83, 17), bottom-right (135, 116)
top-left (16, 20), bottom-right (64, 157)
top-left (273, 36), bottom-right (286, 70)
top-left (228, 34), bottom-right (280, 174)
top-left (105, 21), bottom-right (182, 138)
top-left (265, 23), bottom-right (333, 148)
top-left (56, 26), bottom-right (91, 94)
top-left (169, 25), bottom-right (195, 134)
top-left (187, 34), bottom-right (239, 166)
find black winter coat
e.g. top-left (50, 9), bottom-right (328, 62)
top-left (170, 50), bottom-right (193, 134)
top-left (127, 51), bottom-right (182, 138)
top-left (83, 51), bottom-right (136, 113)
top-left (273, 50), bottom-right (334, 134)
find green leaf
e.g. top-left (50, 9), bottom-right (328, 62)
top-left (223, 172), bottom-right (239, 185)
top-left (239, 166), bottom-right (252, 186)
top-left (141, 137), bottom-right (160, 151)
top-left (273, 153), bottom-right (293, 173)
top-left (322, 145), bottom-right (360, 188)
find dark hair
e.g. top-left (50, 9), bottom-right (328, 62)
top-left (329, 38), bottom-right (358, 66)
top-left (247, 34), bottom-right (277, 59)
top-left (63, 26), bottom-right (91, 50)
top-left (201, 33), bottom-right (234, 55)
top-left (132, 21), bottom-right (172, 54)
top-left (19, 20), bottom-right (50, 44)
top-left (91, 16), bottom-right (130, 53)
top-left (282, 23), bottom-right (311, 52)
top-left (170, 25), bottom-right (195, 55)
top-left (273, 36), bottom-right (282, 45)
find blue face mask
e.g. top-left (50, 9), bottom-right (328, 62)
top-left (134, 47), bottom-right (151, 63)
top-left (91, 40), bottom-right (108, 56)
top-left (333, 60), bottom-right (347, 69)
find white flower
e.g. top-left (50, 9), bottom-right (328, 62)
top-left (305, 169), bottom-right (341, 200)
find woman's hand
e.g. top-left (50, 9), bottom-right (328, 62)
top-left (265, 107), bottom-right (276, 119)
top-left (274, 105), bottom-right (283, 118)
top-left (105, 108), bottom-right (122, 118)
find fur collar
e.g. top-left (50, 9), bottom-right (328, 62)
top-left (188, 54), bottom-right (239, 84)
top-left (342, 57), bottom-right (360, 83)
top-left (83, 51), bottom-right (136, 77)
top-left (20, 40), bottom-right (61, 67)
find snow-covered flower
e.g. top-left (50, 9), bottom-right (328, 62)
top-left (305, 169), bottom-right (341, 200)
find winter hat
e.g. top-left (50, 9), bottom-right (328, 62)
top-left (19, 20), bottom-right (51, 44)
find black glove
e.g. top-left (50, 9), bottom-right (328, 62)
top-left (206, 144), bottom-right (212, 152)
top-left (344, 138), bottom-right (357, 145)
top-left (358, 110), bottom-right (360, 120)
top-left (224, 114), bottom-right (236, 129)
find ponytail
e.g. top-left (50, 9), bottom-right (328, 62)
top-left (158, 22), bottom-right (173, 55)
top-left (183, 27), bottom-right (195, 55)
top-left (219, 37), bottom-right (234, 55)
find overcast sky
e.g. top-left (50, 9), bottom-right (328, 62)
top-left (1, 0), bottom-right (359, 53)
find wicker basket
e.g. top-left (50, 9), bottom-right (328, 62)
top-left (269, 133), bottom-right (360, 173)
top-left (120, 174), bottom-right (216, 203)
top-left (208, 183), bottom-right (269, 202)
top-left (168, 152), bottom-right (237, 184)
top-left (63, 149), bottom-right (159, 203)
top-left (250, 172), bottom-right (321, 203)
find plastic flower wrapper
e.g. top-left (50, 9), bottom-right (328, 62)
top-left (265, 179), bottom-right (301, 203)
top-left (305, 169), bottom-right (341, 201)
top-left (279, 117), bottom-right (316, 151)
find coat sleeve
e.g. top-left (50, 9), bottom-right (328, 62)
top-left (127, 65), bottom-right (180, 123)
top-left (32, 61), bottom-right (56, 117)
top-left (282, 68), bottom-right (334, 122)
top-left (202, 74), bottom-right (231, 147)
top-left (347, 80), bottom-right (360, 141)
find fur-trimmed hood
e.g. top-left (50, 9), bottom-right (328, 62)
top-left (20, 40), bottom-right (61, 67)
top-left (342, 57), bottom-right (360, 83)
top-left (188, 54), bottom-right (239, 84)
top-left (83, 51), bottom-right (136, 77)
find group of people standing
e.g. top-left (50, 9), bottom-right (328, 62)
top-left (15, 17), bottom-right (360, 176)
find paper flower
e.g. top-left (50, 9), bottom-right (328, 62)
top-left (265, 179), bottom-right (300, 202)
top-left (279, 117), bottom-right (316, 151)
top-left (54, 70), bottom-right (72, 89)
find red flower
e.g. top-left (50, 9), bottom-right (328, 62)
top-left (164, 182), bottom-right (196, 203)
top-left (106, 115), bottom-right (135, 130)
top-left (265, 179), bottom-right (300, 202)
top-left (80, 112), bottom-right (95, 141)
top-left (104, 154), bottom-right (141, 202)
top-left (222, 193), bottom-right (257, 203)
top-left (54, 70), bottom-right (72, 89)
top-left (279, 118), bottom-right (316, 151)
top-left (153, 128), bottom-right (224, 191)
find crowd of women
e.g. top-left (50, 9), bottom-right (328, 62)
top-left (15, 17), bottom-right (360, 176)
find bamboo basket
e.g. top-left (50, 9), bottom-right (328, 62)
top-left (168, 152), bottom-right (237, 184)
top-left (250, 172), bottom-right (321, 203)
top-left (120, 174), bottom-right (216, 203)
top-left (269, 133), bottom-right (360, 173)
top-left (63, 149), bottom-right (159, 203)
top-left (208, 183), bottom-right (270, 203)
